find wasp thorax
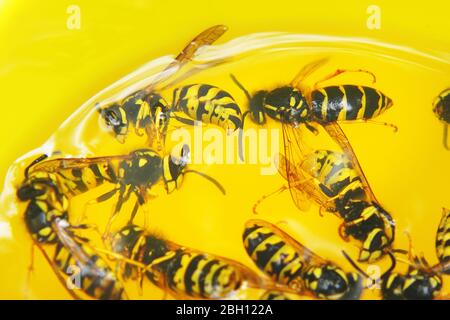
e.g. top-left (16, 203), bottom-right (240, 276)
top-left (249, 91), bottom-right (268, 125)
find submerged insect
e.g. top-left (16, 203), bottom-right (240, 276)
top-left (345, 208), bottom-right (450, 300)
top-left (17, 156), bottom-right (125, 300)
top-left (254, 148), bottom-right (395, 263)
top-left (28, 144), bottom-right (225, 233)
top-left (98, 25), bottom-right (228, 148)
top-left (232, 59), bottom-right (396, 206)
top-left (109, 224), bottom-right (268, 299)
top-left (433, 88), bottom-right (450, 150)
top-left (243, 219), bottom-right (363, 300)
top-left (171, 83), bottom-right (243, 133)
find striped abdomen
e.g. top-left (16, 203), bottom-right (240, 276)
top-left (174, 84), bottom-right (242, 131)
top-left (311, 85), bottom-right (393, 122)
top-left (436, 208), bottom-right (450, 273)
top-left (242, 223), bottom-right (304, 289)
top-left (163, 250), bottom-right (242, 299)
top-left (18, 172), bottom-right (69, 243)
top-left (53, 240), bottom-right (124, 300)
top-left (341, 201), bottom-right (392, 262)
top-left (56, 162), bottom-right (119, 198)
top-left (303, 150), bottom-right (365, 202)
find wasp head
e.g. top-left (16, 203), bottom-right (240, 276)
top-left (305, 264), bottom-right (362, 300)
top-left (98, 102), bottom-right (128, 143)
top-left (433, 89), bottom-right (450, 123)
top-left (382, 270), bottom-right (442, 300)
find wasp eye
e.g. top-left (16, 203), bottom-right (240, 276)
top-left (102, 108), bottom-right (121, 127)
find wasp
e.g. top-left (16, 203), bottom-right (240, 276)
top-left (243, 219), bottom-right (363, 300)
top-left (232, 58), bottom-right (397, 207)
top-left (109, 224), bottom-right (269, 299)
top-left (98, 25), bottom-right (228, 149)
top-left (17, 156), bottom-right (126, 300)
top-left (433, 88), bottom-right (450, 150)
top-left (30, 145), bottom-right (225, 229)
top-left (28, 144), bottom-right (225, 234)
top-left (344, 208), bottom-right (450, 300)
top-left (253, 146), bottom-right (395, 263)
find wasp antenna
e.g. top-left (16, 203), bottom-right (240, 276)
top-left (443, 124), bottom-right (449, 150)
top-left (237, 127), bottom-right (245, 163)
top-left (342, 250), bottom-right (371, 280)
top-left (382, 251), bottom-right (397, 278)
top-left (184, 170), bottom-right (226, 195)
top-left (230, 74), bottom-right (252, 101)
top-left (24, 154), bottom-right (49, 179)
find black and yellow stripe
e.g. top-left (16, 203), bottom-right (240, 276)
top-left (300, 149), bottom-right (393, 263)
top-left (262, 87), bottom-right (309, 124)
top-left (242, 222), bottom-right (304, 289)
top-left (112, 225), bottom-right (252, 299)
top-left (311, 85), bottom-right (392, 123)
top-left (303, 150), bottom-right (365, 201)
top-left (243, 220), bottom-right (362, 300)
top-left (53, 234), bottom-right (124, 300)
top-left (161, 250), bottom-right (242, 299)
top-left (340, 201), bottom-right (392, 262)
top-left (55, 162), bottom-right (119, 198)
top-left (17, 171), bottom-right (69, 243)
top-left (436, 208), bottom-right (450, 273)
top-left (382, 270), bottom-right (442, 300)
top-left (173, 84), bottom-right (243, 131)
top-left (99, 90), bottom-right (170, 145)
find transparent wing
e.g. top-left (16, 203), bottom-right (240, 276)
top-left (246, 219), bottom-right (327, 265)
top-left (436, 208), bottom-right (450, 269)
top-left (144, 25), bottom-right (228, 93)
top-left (281, 123), bottom-right (339, 212)
top-left (31, 154), bottom-right (132, 173)
top-left (322, 122), bottom-right (379, 203)
top-left (290, 57), bottom-right (329, 89)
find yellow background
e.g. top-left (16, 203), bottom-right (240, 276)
top-left (0, 0), bottom-right (449, 299)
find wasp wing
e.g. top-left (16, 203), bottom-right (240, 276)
top-left (290, 57), bottom-right (329, 89)
top-left (436, 208), bottom-right (450, 273)
top-left (281, 123), bottom-right (340, 212)
top-left (245, 219), bottom-right (327, 266)
top-left (31, 154), bottom-right (132, 173)
top-left (322, 122), bottom-right (379, 204)
top-left (144, 25), bottom-right (228, 93)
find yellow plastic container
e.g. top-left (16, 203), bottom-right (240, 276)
top-left (0, 0), bottom-right (449, 300)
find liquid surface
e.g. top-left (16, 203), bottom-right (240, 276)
top-left (0, 1), bottom-right (449, 300)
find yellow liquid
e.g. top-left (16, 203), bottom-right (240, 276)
top-left (0, 1), bottom-right (449, 300)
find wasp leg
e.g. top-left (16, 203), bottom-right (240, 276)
top-left (313, 69), bottom-right (377, 89)
top-left (128, 200), bottom-right (141, 225)
top-left (338, 223), bottom-right (351, 242)
top-left (25, 244), bottom-right (35, 299)
top-left (77, 187), bottom-right (120, 224)
top-left (103, 185), bottom-right (129, 239)
top-left (444, 124), bottom-right (449, 150)
top-left (172, 114), bottom-right (198, 126)
top-left (253, 185), bottom-right (289, 214)
top-left (337, 119), bottom-right (398, 132)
